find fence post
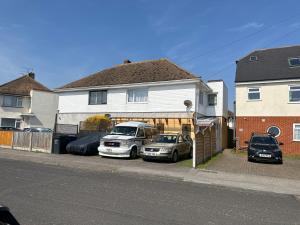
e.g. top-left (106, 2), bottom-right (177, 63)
top-left (29, 132), bottom-right (33, 152)
top-left (11, 131), bottom-right (15, 150)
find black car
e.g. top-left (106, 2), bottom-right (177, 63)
top-left (0, 127), bottom-right (20, 131)
top-left (66, 132), bottom-right (104, 155)
top-left (246, 133), bottom-right (283, 164)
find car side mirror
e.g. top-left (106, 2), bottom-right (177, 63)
top-left (0, 206), bottom-right (20, 225)
top-left (244, 141), bottom-right (249, 144)
top-left (279, 142), bottom-right (284, 146)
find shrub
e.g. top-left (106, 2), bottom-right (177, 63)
top-left (83, 115), bottom-right (112, 131)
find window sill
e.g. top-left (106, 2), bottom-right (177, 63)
top-left (127, 102), bottom-right (148, 104)
top-left (288, 101), bottom-right (300, 104)
top-left (1, 105), bottom-right (23, 108)
top-left (88, 103), bottom-right (107, 105)
top-left (292, 139), bottom-right (300, 142)
top-left (246, 99), bottom-right (261, 102)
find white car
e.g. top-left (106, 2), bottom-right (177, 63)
top-left (98, 121), bottom-right (155, 159)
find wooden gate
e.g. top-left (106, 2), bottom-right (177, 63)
top-left (0, 131), bottom-right (13, 148)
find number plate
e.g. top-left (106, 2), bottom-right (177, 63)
top-left (106, 148), bottom-right (112, 153)
top-left (146, 152), bottom-right (157, 156)
top-left (259, 154), bottom-right (271, 158)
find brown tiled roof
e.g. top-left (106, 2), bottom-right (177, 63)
top-left (59, 59), bottom-right (198, 89)
top-left (0, 75), bottom-right (52, 96)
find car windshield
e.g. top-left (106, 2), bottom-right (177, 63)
top-left (156, 135), bottom-right (177, 143)
top-left (110, 126), bottom-right (137, 136)
top-left (251, 136), bottom-right (277, 145)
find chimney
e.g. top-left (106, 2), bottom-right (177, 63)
top-left (28, 72), bottom-right (35, 79)
top-left (123, 59), bottom-right (131, 64)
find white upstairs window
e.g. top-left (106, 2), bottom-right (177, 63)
top-left (199, 91), bottom-right (204, 105)
top-left (127, 88), bottom-right (148, 103)
top-left (208, 94), bottom-right (217, 106)
top-left (289, 86), bottom-right (300, 102)
top-left (248, 88), bottom-right (260, 100)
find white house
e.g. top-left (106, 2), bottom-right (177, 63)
top-left (0, 73), bottom-right (58, 129)
top-left (55, 59), bottom-right (228, 155)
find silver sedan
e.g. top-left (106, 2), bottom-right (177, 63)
top-left (140, 133), bottom-right (192, 163)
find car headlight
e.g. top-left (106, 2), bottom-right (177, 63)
top-left (160, 148), bottom-right (172, 153)
top-left (122, 140), bottom-right (130, 146)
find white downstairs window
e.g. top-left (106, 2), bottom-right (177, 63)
top-left (293, 124), bottom-right (300, 141)
top-left (248, 87), bottom-right (260, 100)
top-left (127, 88), bottom-right (148, 103)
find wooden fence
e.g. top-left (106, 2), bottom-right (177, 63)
top-left (0, 131), bottom-right (13, 148)
top-left (0, 131), bottom-right (53, 153)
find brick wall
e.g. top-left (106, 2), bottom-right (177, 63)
top-left (236, 116), bottom-right (300, 155)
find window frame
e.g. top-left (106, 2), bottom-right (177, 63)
top-left (293, 123), bottom-right (300, 141)
top-left (266, 125), bottom-right (281, 137)
top-left (2, 95), bottom-right (23, 108)
top-left (249, 55), bottom-right (258, 61)
top-left (88, 90), bottom-right (107, 105)
top-left (208, 93), bottom-right (217, 106)
top-left (288, 57), bottom-right (300, 68)
top-left (289, 85), bottom-right (300, 103)
top-left (199, 91), bottom-right (204, 105)
top-left (247, 87), bottom-right (261, 101)
top-left (127, 88), bottom-right (148, 104)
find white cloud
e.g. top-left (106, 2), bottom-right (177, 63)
top-left (228, 22), bottom-right (264, 32)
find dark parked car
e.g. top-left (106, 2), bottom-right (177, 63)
top-left (0, 127), bottom-right (20, 131)
top-left (246, 133), bottom-right (283, 164)
top-left (23, 127), bottom-right (52, 132)
top-left (66, 133), bottom-right (104, 155)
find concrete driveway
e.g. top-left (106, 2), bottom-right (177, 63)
top-left (206, 149), bottom-right (300, 180)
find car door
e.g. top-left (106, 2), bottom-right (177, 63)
top-left (177, 135), bottom-right (185, 156)
top-left (135, 128), bottom-right (145, 151)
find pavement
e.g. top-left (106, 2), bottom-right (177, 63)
top-left (1, 158), bottom-right (300, 225)
top-left (1, 148), bottom-right (300, 197)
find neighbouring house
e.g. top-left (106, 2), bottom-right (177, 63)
top-left (0, 73), bottom-right (58, 130)
top-left (235, 45), bottom-right (300, 155)
top-left (55, 59), bottom-right (228, 165)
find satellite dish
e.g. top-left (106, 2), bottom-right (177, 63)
top-left (184, 100), bottom-right (193, 112)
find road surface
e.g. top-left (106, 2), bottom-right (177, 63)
top-left (0, 158), bottom-right (299, 225)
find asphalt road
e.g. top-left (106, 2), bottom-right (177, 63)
top-left (0, 158), bottom-right (299, 225)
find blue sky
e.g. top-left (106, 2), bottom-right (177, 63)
top-left (1, 0), bottom-right (300, 109)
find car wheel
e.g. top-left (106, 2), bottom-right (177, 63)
top-left (171, 151), bottom-right (178, 163)
top-left (130, 147), bottom-right (137, 159)
top-left (278, 160), bottom-right (283, 164)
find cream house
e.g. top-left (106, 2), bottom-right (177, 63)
top-left (235, 46), bottom-right (300, 155)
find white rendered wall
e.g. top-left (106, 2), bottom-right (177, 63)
top-left (29, 90), bottom-right (58, 129)
top-left (236, 81), bottom-right (300, 116)
top-left (58, 83), bottom-right (197, 114)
